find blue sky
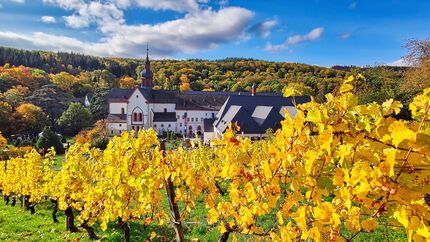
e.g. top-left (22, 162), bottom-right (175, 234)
top-left (0, 0), bottom-right (429, 66)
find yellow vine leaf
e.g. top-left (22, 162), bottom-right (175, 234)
top-left (340, 83), bottom-right (354, 93)
top-left (389, 121), bottom-right (416, 147)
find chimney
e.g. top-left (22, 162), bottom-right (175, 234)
top-left (251, 84), bottom-right (256, 96)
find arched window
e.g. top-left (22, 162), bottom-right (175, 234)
top-left (121, 108), bottom-right (125, 114)
top-left (132, 107), bottom-right (144, 124)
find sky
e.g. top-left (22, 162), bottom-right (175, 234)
top-left (0, 0), bottom-right (429, 66)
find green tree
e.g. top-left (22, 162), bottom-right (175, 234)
top-left (35, 127), bottom-right (65, 154)
top-left (0, 101), bottom-right (13, 135)
top-left (88, 88), bottom-right (109, 121)
top-left (57, 102), bottom-right (92, 135)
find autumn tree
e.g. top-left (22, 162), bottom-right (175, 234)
top-left (57, 102), bottom-right (92, 135)
top-left (50, 72), bottom-right (77, 93)
top-left (119, 76), bottom-right (138, 88)
top-left (179, 74), bottom-right (192, 92)
top-left (24, 84), bottom-right (74, 123)
top-left (15, 103), bottom-right (48, 134)
top-left (0, 85), bottom-right (30, 107)
top-left (402, 38), bottom-right (430, 97)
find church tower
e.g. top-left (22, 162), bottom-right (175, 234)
top-left (141, 45), bottom-right (154, 88)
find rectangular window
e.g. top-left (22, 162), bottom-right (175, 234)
top-left (177, 115), bottom-right (179, 119)
top-left (154, 124), bottom-right (157, 128)
top-left (139, 113), bottom-right (143, 122)
top-left (191, 118), bottom-right (194, 122)
top-left (161, 124), bottom-right (164, 128)
top-left (133, 113), bottom-right (137, 122)
top-left (121, 108), bottom-right (125, 114)
top-left (187, 118), bottom-right (190, 122)
top-left (168, 124), bottom-right (171, 128)
top-left (180, 123), bottom-right (182, 127)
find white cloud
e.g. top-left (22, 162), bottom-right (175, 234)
top-left (0, 0), bottom-right (259, 58)
top-left (265, 27), bottom-right (324, 53)
top-left (348, 2), bottom-right (357, 10)
top-left (385, 58), bottom-right (410, 67)
top-left (264, 42), bottom-right (288, 53)
top-left (0, 6), bottom-right (254, 58)
top-left (287, 27), bottom-right (324, 44)
top-left (10, 0), bottom-right (25, 3)
top-left (247, 19), bottom-right (278, 38)
top-left (340, 32), bottom-right (351, 39)
top-left (41, 16), bottom-right (56, 24)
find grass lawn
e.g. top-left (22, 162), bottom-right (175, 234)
top-left (0, 196), bottom-right (408, 242)
top-left (0, 198), bottom-right (221, 242)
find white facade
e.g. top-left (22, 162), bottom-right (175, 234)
top-left (107, 88), bottom-right (217, 137)
top-left (153, 122), bottom-right (176, 134)
top-left (108, 122), bottom-right (127, 136)
top-left (109, 102), bottom-right (127, 115)
top-left (175, 110), bottom-right (217, 136)
top-left (106, 87), bottom-right (306, 143)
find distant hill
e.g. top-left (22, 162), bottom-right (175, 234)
top-left (0, 46), bottom-right (409, 114)
top-left (0, 46), bottom-right (351, 97)
top-left (0, 45), bottom-right (416, 137)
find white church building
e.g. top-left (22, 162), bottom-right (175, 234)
top-left (106, 49), bottom-right (310, 142)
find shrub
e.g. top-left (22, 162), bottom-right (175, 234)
top-left (18, 139), bottom-right (34, 147)
top-left (90, 137), bottom-right (109, 150)
top-left (35, 127), bottom-right (65, 154)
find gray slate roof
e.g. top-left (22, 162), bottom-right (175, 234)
top-left (212, 95), bottom-right (310, 134)
top-left (107, 88), bottom-right (283, 111)
top-left (204, 118), bottom-right (215, 132)
top-left (107, 114), bottom-right (127, 122)
top-left (153, 112), bottom-right (177, 122)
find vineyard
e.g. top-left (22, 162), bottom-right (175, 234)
top-left (1, 76), bottom-right (430, 241)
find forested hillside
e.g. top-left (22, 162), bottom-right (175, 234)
top-left (0, 44), bottom-right (422, 137)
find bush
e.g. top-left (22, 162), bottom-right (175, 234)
top-left (35, 127), bottom-right (65, 154)
top-left (90, 137), bottom-right (109, 150)
top-left (18, 139), bottom-right (34, 147)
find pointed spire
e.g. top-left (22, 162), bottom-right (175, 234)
top-left (145, 43), bottom-right (149, 63)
